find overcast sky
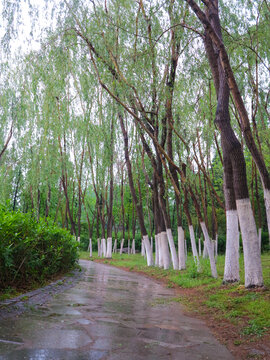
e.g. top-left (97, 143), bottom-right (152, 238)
top-left (0, 0), bottom-right (58, 60)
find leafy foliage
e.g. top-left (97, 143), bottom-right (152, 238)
top-left (0, 206), bottom-right (78, 290)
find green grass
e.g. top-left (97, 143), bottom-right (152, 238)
top-left (80, 250), bottom-right (270, 338)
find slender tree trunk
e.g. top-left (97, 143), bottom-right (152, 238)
top-left (182, 182), bottom-right (199, 264)
top-left (157, 157), bottom-right (178, 270)
top-left (188, 184), bottom-right (217, 276)
top-left (120, 239), bottom-right (124, 254)
top-left (12, 168), bottom-right (21, 211)
top-left (178, 226), bottom-right (186, 270)
top-left (113, 238), bottom-right (117, 253)
top-left (45, 184), bottom-right (51, 219)
top-left (106, 117), bottom-right (114, 258)
top-left (0, 122), bottom-right (13, 162)
top-left (155, 234), bottom-right (159, 266)
top-left (132, 202), bottom-right (136, 255)
top-left (97, 238), bottom-right (101, 257)
top-left (89, 239), bottom-right (92, 257)
top-left (59, 136), bottom-right (76, 235)
top-left (255, 168), bottom-right (263, 251)
top-left (152, 175), bottom-right (170, 269)
top-left (119, 113), bottom-right (153, 265)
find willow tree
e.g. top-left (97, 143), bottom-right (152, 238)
top-left (185, 0), bottom-right (264, 287)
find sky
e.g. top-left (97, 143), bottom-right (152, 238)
top-left (0, 0), bottom-right (58, 60)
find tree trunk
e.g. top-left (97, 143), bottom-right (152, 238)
top-left (12, 168), bottom-right (21, 211)
top-left (208, 2), bottom-right (262, 286)
top-left (154, 234), bottom-right (159, 266)
top-left (45, 184), bottom-right (51, 219)
top-left (89, 238), bottom-right (92, 258)
top-left (101, 238), bottom-right (107, 257)
top-left (97, 238), bottom-right (101, 257)
top-left (223, 210), bottom-right (239, 282)
top-left (200, 222), bottom-right (217, 277)
top-left (119, 113), bottom-right (153, 265)
top-left (160, 232), bottom-right (171, 269)
top-left (120, 239), bottom-right (124, 254)
top-left (132, 239), bottom-right (135, 254)
top-left (178, 226), bottom-right (186, 270)
top-left (188, 225), bottom-right (199, 265)
top-left (106, 117), bottom-right (114, 258)
top-left (157, 168), bottom-right (179, 269)
top-left (113, 238), bottom-right (117, 253)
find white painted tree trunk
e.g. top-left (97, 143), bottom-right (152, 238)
top-left (203, 241), bottom-right (208, 258)
top-left (166, 228), bottom-right (179, 270)
top-left (97, 238), bottom-right (101, 257)
top-left (178, 226), bottom-right (186, 270)
top-left (212, 240), bottom-right (216, 263)
top-left (160, 231), bottom-right (171, 270)
top-left (258, 228), bottom-right (262, 253)
top-left (188, 225), bottom-right (199, 265)
top-left (200, 222), bottom-right (218, 278)
top-left (77, 236), bottom-right (80, 243)
top-left (132, 239), bottom-right (135, 254)
top-left (113, 239), bottom-right (117, 253)
top-left (141, 239), bottom-right (145, 256)
top-left (215, 234), bottom-right (218, 258)
top-left (236, 199), bottom-right (263, 287)
top-left (223, 210), bottom-right (239, 283)
top-left (143, 235), bottom-right (154, 266)
top-left (263, 188), bottom-right (270, 245)
top-left (106, 237), bottom-right (112, 258)
top-left (198, 237), bottom-right (201, 257)
top-left (128, 239), bottom-right (130, 255)
top-left (101, 238), bottom-right (106, 257)
top-left (120, 239), bottom-right (124, 254)
top-left (158, 233), bottom-right (164, 268)
top-left (150, 237), bottom-right (153, 252)
top-left (89, 238), bottom-right (92, 257)
top-left (100, 239), bottom-right (103, 256)
top-left (155, 234), bottom-right (159, 267)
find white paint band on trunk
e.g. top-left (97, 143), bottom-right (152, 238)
top-left (106, 237), bottom-right (112, 258)
top-left (200, 222), bottom-right (217, 278)
top-left (223, 210), bottom-right (239, 283)
top-left (143, 235), bottom-right (154, 266)
top-left (263, 188), bottom-right (270, 244)
top-left (236, 198), bottom-right (263, 287)
top-left (166, 228), bottom-right (179, 270)
top-left (160, 231), bottom-right (170, 270)
top-left (178, 226), bottom-right (186, 270)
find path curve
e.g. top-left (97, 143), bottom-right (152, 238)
top-left (0, 260), bottom-right (234, 359)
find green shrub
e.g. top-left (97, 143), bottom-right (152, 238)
top-left (0, 206), bottom-right (78, 290)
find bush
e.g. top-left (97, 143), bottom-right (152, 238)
top-left (0, 207), bottom-right (78, 290)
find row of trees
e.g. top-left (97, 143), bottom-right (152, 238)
top-left (0, 0), bottom-right (269, 287)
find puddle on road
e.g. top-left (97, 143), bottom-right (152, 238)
top-left (0, 348), bottom-right (106, 360)
top-left (30, 329), bottom-right (92, 349)
top-left (77, 318), bottom-right (93, 325)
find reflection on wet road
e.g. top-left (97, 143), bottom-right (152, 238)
top-left (0, 260), bottom-right (234, 359)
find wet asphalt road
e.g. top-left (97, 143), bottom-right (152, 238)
top-left (0, 260), bottom-right (234, 359)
